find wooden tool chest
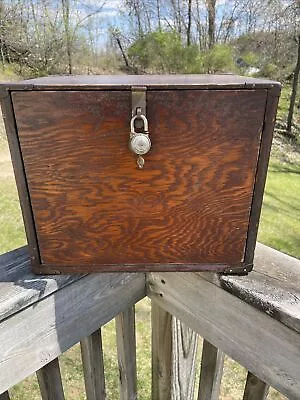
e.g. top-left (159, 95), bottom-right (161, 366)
top-left (0, 75), bottom-right (280, 274)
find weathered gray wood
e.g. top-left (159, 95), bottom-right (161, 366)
top-left (171, 318), bottom-right (198, 400)
top-left (197, 339), bottom-right (224, 400)
top-left (0, 391), bottom-right (10, 400)
top-left (80, 329), bottom-right (106, 400)
top-left (147, 272), bottom-right (300, 399)
top-left (0, 246), bottom-right (83, 323)
top-left (199, 243), bottom-right (300, 334)
top-left (152, 302), bottom-right (172, 400)
top-left (254, 243), bottom-right (300, 286)
top-left (115, 306), bottom-right (137, 400)
top-left (37, 358), bottom-right (65, 400)
top-left (0, 272), bottom-right (145, 393)
top-left (243, 372), bottom-right (269, 400)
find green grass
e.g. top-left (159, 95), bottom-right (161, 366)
top-left (258, 159), bottom-right (300, 258)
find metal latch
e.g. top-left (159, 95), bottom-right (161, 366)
top-left (129, 87), bottom-right (151, 169)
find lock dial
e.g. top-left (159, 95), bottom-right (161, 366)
top-left (129, 133), bottom-right (151, 155)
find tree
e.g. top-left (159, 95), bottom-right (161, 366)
top-left (287, 35), bottom-right (300, 136)
top-left (187, 0), bottom-right (192, 46)
top-left (61, 0), bottom-right (72, 74)
top-left (206, 0), bottom-right (216, 48)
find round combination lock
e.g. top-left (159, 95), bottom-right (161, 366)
top-left (129, 133), bottom-right (151, 155)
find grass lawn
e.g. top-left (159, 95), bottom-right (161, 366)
top-left (1, 111), bottom-right (298, 399)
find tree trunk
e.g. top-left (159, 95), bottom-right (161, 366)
top-left (287, 35), bottom-right (300, 136)
top-left (61, 0), bottom-right (72, 75)
top-left (206, 0), bottom-right (216, 49)
top-left (116, 36), bottom-right (130, 68)
top-left (187, 0), bottom-right (192, 46)
top-left (157, 0), bottom-right (161, 31)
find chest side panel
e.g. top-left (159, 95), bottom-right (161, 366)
top-left (12, 89), bottom-right (267, 266)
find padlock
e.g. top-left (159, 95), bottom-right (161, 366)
top-left (129, 114), bottom-right (151, 156)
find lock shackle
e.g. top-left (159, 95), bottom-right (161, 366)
top-left (130, 114), bottom-right (149, 134)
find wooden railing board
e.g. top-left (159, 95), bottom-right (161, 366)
top-left (151, 303), bottom-right (199, 400)
top-left (219, 244), bottom-right (300, 334)
top-left (80, 329), bottom-right (106, 400)
top-left (116, 306), bottom-right (137, 400)
top-left (151, 302), bottom-right (172, 400)
top-left (0, 246), bottom-right (83, 323)
top-left (195, 243), bottom-right (300, 334)
top-left (0, 243), bottom-right (299, 399)
top-left (220, 270), bottom-right (300, 334)
top-left (243, 372), bottom-right (269, 400)
top-left (197, 339), bottom-right (224, 400)
top-left (0, 271), bottom-right (145, 394)
top-left (147, 272), bottom-right (300, 399)
top-left (37, 358), bottom-right (65, 400)
top-left (171, 318), bottom-right (198, 400)
top-left (254, 243), bottom-right (300, 288)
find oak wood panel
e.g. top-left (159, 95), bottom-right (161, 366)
top-left (12, 89), bottom-right (266, 270)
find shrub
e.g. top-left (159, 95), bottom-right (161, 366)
top-left (128, 30), bottom-right (202, 74)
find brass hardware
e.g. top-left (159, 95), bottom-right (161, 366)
top-left (130, 87), bottom-right (151, 168)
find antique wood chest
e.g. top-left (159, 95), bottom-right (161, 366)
top-left (0, 75), bottom-right (280, 274)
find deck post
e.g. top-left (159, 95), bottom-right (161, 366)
top-left (151, 301), bottom-right (199, 400)
top-left (116, 306), bottom-right (137, 400)
top-left (197, 339), bottom-right (224, 400)
top-left (151, 302), bottom-right (172, 400)
top-left (172, 317), bottom-right (198, 399)
top-left (36, 358), bottom-right (65, 400)
top-left (80, 329), bottom-right (106, 400)
top-left (243, 372), bottom-right (269, 400)
top-left (0, 392), bottom-right (10, 400)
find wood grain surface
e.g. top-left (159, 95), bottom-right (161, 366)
top-left (12, 89), bottom-right (267, 270)
top-left (3, 74), bottom-right (280, 92)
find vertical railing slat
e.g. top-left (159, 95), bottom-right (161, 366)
top-left (0, 391), bottom-right (10, 400)
top-left (151, 302), bottom-right (172, 400)
top-left (36, 358), bottom-right (65, 400)
top-left (197, 339), bottom-right (224, 400)
top-left (243, 372), bottom-right (269, 400)
top-left (80, 329), bottom-right (106, 400)
top-left (171, 317), bottom-right (198, 400)
top-left (115, 306), bottom-right (137, 400)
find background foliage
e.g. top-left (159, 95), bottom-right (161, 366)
top-left (0, 0), bottom-right (299, 138)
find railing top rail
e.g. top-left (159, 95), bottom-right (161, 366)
top-left (0, 246), bottom-right (83, 323)
top-left (219, 243), bottom-right (300, 334)
top-left (0, 243), bottom-right (299, 333)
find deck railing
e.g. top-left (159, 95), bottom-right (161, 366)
top-left (0, 243), bottom-right (299, 400)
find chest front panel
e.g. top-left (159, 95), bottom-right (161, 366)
top-left (12, 89), bottom-right (267, 269)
